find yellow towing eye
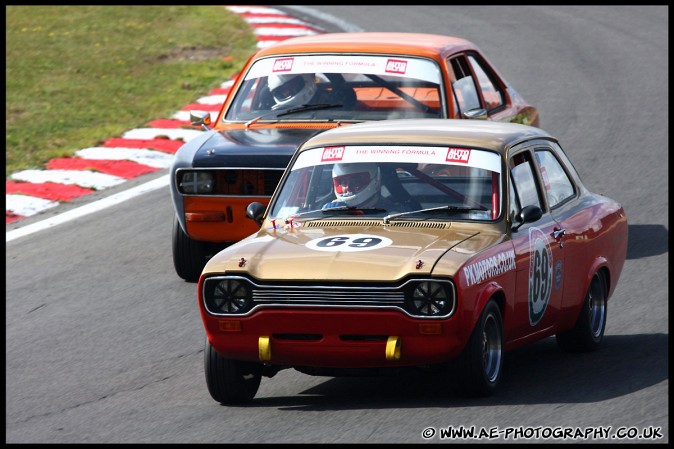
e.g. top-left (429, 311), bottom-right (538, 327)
top-left (258, 336), bottom-right (271, 361)
top-left (385, 336), bottom-right (401, 361)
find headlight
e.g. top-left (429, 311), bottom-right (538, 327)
top-left (177, 170), bottom-right (214, 194)
top-left (203, 277), bottom-right (253, 314)
top-left (405, 280), bottom-right (456, 317)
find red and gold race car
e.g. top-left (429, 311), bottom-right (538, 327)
top-left (197, 119), bottom-right (627, 404)
top-left (170, 32), bottom-right (539, 281)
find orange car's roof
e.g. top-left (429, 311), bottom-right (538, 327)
top-left (254, 32), bottom-right (477, 60)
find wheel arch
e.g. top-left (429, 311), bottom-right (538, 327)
top-left (585, 256), bottom-right (610, 301)
top-left (170, 130), bottom-right (219, 234)
top-left (561, 258), bottom-right (610, 332)
top-left (470, 281), bottom-right (506, 330)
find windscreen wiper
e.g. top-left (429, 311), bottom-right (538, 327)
top-left (273, 205), bottom-right (387, 225)
top-left (320, 205), bottom-right (387, 214)
top-left (383, 205), bottom-right (478, 224)
top-left (276, 103), bottom-right (344, 117)
top-left (244, 110), bottom-right (280, 128)
top-left (244, 103), bottom-right (344, 128)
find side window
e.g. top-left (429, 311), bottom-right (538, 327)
top-left (534, 150), bottom-right (576, 208)
top-left (467, 54), bottom-right (505, 111)
top-left (453, 77), bottom-right (480, 113)
top-left (510, 151), bottom-right (542, 212)
top-left (448, 55), bottom-right (481, 115)
top-left (508, 177), bottom-right (519, 221)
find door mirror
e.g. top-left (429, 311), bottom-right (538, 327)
top-left (189, 110), bottom-right (212, 130)
top-left (246, 202), bottom-right (266, 227)
top-left (463, 108), bottom-right (488, 120)
top-left (512, 205), bottom-right (543, 232)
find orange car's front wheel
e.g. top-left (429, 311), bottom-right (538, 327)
top-left (172, 216), bottom-right (213, 283)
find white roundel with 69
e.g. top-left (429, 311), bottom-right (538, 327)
top-left (528, 227), bottom-right (553, 326)
top-left (306, 234), bottom-right (393, 252)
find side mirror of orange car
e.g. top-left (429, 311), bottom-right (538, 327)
top-left (246, 202), bottom-right (266, 227)
top-left (189, 110), bottom-right (212, 131)
top-left (512, 205), bottom-right (543, 232)
top-left (463, 108), bottom-right (488, 120)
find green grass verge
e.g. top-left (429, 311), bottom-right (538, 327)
top-left (5, 5), bottom-right (257, 178)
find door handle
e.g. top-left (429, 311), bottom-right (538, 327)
top-left (552, 228), bottom-right (566, 247)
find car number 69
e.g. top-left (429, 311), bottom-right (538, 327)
top-left (306, 234), bottom-right (393, 252)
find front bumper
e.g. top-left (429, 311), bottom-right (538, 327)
top-left (201, 308), bottom-right (466, 368)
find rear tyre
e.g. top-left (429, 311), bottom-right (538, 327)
top-left (556, 272), bottom-right (607, 352)
top-left (172, 217), bottom-right (211, 282)
top-left (453, 300), bottom-right (503, 397)
top-left (204, 338), bottom-right (262, 405)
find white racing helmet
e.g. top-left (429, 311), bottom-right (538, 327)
top-left (332, 163), bottom-right (381, 207)
top-left (267, 73), bottom-right (316, 109)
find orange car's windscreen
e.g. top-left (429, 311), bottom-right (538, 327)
top-left (225, 55), bottom-right (445, 122)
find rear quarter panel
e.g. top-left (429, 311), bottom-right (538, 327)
top-left (552, 193), bottom-right (628, 330)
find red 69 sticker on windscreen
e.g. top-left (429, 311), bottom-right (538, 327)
top-left (306, 234), bottom-right (393, 252)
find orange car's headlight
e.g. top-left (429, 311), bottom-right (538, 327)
top-left (177, 170), bottom-right (215, 194)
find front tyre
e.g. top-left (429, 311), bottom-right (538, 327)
top-left (556, 272), bottom-right (607, 352)
top-left (204, 338), bottom-right (262, 405)
top-left (453, 300), bottom-right (503, 397)
top-left (172, 217), bottom-right (210, 282)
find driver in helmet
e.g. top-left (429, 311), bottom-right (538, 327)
top-left (267, 73), bottom-right (318, 110)
top-left (323, 163), bottom-right (394, 210)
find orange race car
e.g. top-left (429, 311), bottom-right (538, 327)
top-left (170, 32), bottom-right (539, 281)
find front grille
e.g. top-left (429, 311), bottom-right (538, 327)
top-left (252, 287), bottom-right (405, 307)
top-left (263, 171), bottom-right (284, 195)
top-left (202, 276), bottom-right (456, 319)
top-left (216, 169), bottom-right (283, 196)
top-left (176, 168), bottom-right (284, 196)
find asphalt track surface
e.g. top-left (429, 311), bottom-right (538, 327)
top-left (6, 5), bottom-right (668, 444)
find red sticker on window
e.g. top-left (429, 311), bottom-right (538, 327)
top-left (273, 58), bottom-right (294, 72)
top-left (321, 146), bottom-right (345, 162)
top-left (446, 148), bottom-right (471, 163)
top-left (385, 59), bottom-right (408, 74)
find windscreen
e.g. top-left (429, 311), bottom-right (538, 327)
top-left (270, 145), bottom-right (502, 223)
top-left (225, 55), bottom-right (445, 122)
